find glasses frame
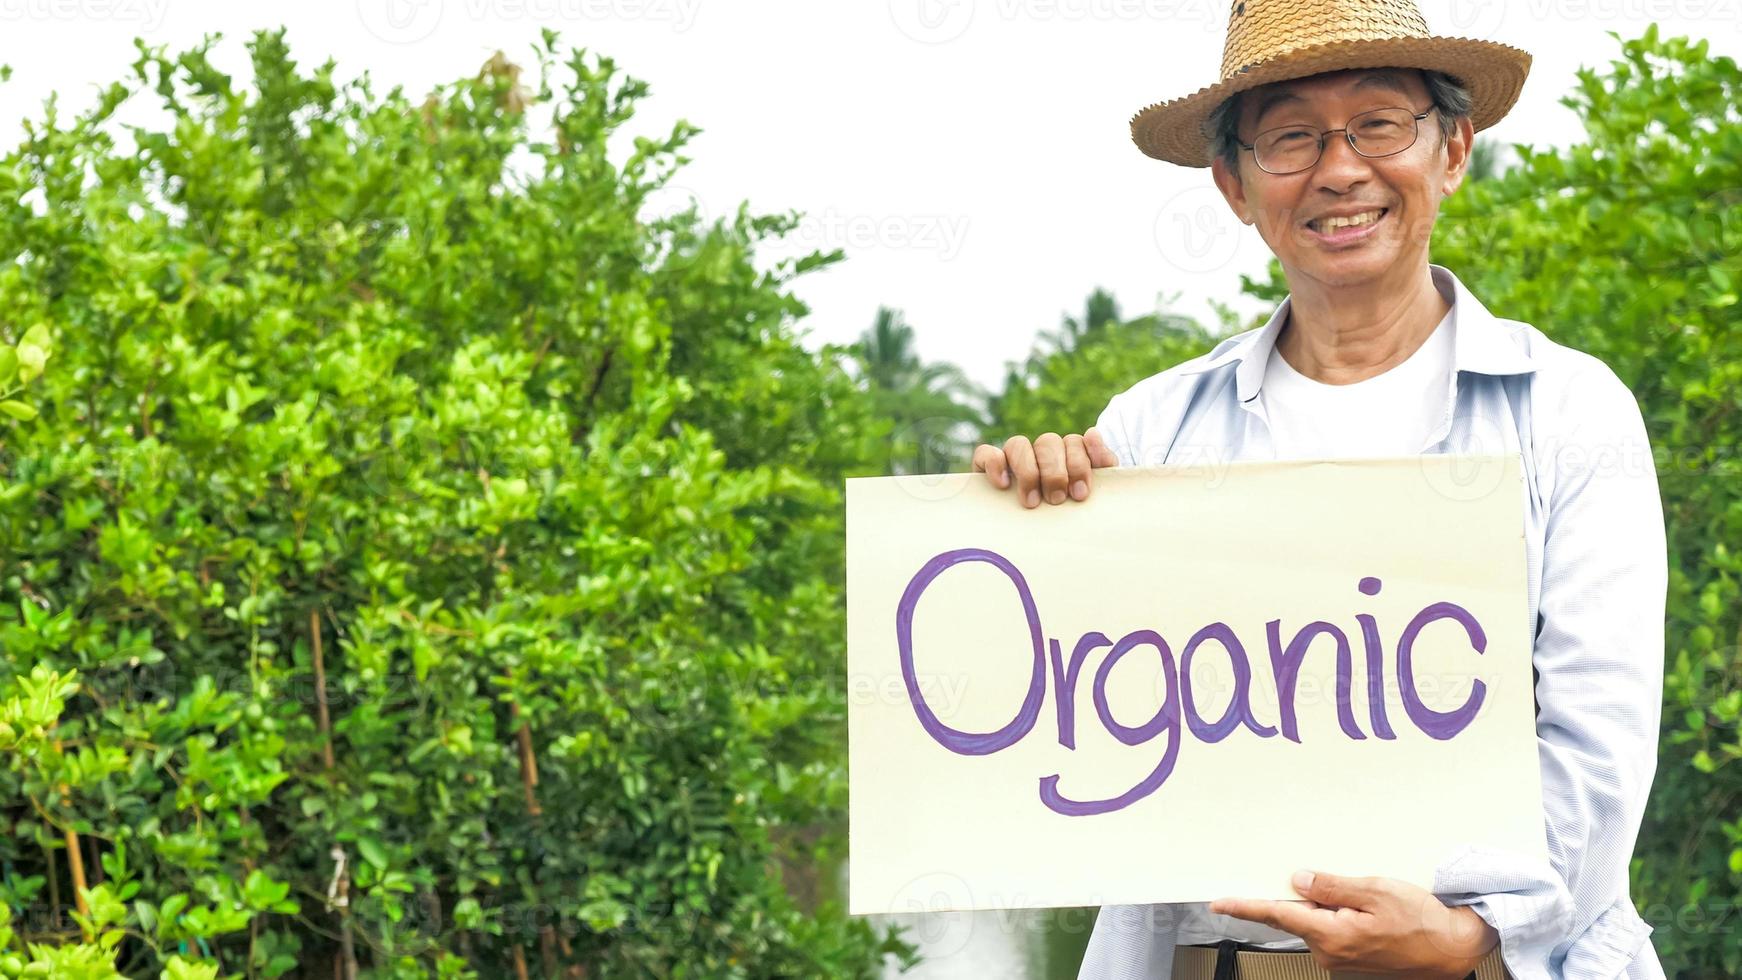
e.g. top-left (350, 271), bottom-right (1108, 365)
top-left (1236, 104), bottom-right (1435, 176)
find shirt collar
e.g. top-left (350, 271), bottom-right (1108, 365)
top-left (1176, 264), bottom-right (1538, 403)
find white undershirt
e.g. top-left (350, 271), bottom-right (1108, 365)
top-left (1171, 295), bottom-right (1457, 952)
top-left (1260, 301), bottom-right (1455, 460)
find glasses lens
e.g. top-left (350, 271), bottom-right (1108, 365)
top-left (1251, 107), bottom-right (1421, 173)
top-left (1254, 126), bottom-right (1320, 174)
top-left (1348, 107), bottom-right (1418, 157)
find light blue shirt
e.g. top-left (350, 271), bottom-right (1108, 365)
top-left (1077, 264), bottom-right (1667, 980)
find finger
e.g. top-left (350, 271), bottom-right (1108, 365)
top-left (972, 444), bottom-right (1010, 489)
top-left (1296, 871), bottom-right (1380, 911)
top-left (1033, 432), bottom-right (1069, 505)
top-left (1084, 426), bottom-right (1120, 468)
top-left (1210, 898), bottom-right (1328, 943)
top-left (1003, 435), bottom-right (1040, 508)
top-left (1063, 433), bottom-right (1092, 501)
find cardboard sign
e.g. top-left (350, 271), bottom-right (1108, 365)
top-left (846, 455), bottom-right (1547, 915)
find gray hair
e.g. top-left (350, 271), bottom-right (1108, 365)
top-left (1205, 69), bottom-right (1474, 174)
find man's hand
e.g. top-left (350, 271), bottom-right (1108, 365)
top-left (1210, 871), bottom-right (1499, 979)
top-left (972, 429), bottom-right (1119, 508)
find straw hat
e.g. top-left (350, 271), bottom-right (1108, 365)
top-left (1130, 0), bottom-right (1531, 167)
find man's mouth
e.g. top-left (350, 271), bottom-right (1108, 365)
top-left (1306, 208), bottom-right (1389, 234)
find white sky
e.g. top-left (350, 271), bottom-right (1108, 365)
top-left (3, 0), bottom-right (1739, 390)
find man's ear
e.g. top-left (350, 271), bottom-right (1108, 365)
top-left (1210, 154), bottom-right (1252, 226)
top-left (1440, 115), bottom-right (1476, 197)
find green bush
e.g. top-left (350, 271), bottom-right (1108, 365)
top-left (986, 290), bottom-right (1220, 441)
top-left (0, 29), bottom-right (901, 978)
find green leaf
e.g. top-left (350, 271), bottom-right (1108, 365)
top-left (19, 322), bottom-right (50, 352)
top-left (356, 837), bottom-right (388, 871)
top-left (13, 343), bottom-right (43, 383)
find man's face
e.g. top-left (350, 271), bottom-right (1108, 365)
top-left (1210, 68), bottom-right (1473, 290)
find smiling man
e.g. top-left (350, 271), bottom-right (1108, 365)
top-left (969, 1), bottom-right (1668, 979)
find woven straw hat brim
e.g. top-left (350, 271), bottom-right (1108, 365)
top-left (1130, 36), bottom-right (1531, 167)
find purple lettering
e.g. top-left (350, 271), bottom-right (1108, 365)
top-left (1397, 600), bottom-right (1488, 740)
top-left (1092, 630), bottom-right (1177, 746)
top-left (1050, 633), bottom-right (1111, 749)
top-left (1265, 619), bottom-right (1365, 744)
top-left (1040, 630), bottom-right (1182, 816)
top-left (891, 549), bottom-right (1495, 814)
top-left (1180, 622), bottom-right (1276, 742)
top-left (1356, 576), bottom-right (1398, 740)
top-left (895, 547), bottom-right (1046, 755)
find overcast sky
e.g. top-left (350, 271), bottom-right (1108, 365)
top-left (3, 0), bottom-right (1739, 391)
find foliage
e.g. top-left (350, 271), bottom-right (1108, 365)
top-left (1245, 28), bottom-right (1742, 977)
top-left (847, 307), bottom-right (985, 476)
top-left (0, 28), bottom-right (903, 978)
top-left (0, 323), bottom-right (51, 427)
top-left (985, 289), bottom-right (1220, 441)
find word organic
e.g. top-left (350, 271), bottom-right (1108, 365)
top-left (895, 547), bottom-right (1493, 816)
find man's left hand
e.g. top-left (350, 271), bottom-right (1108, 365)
top-left (1209, 870), bottom-right (1498, 978)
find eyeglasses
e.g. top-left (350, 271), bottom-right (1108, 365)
top-left (1236, 105), bottom-right (1434, 176)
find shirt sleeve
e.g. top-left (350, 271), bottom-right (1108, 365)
top-left (1431, 361), bottom-right (1667, 980)
top-left (1077, 903), bottom-right (1181, 980)
top-left (1095, 395), bottom-right (1137, 468)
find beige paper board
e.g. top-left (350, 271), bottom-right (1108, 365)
top-left (846, 454), bottom-right (1547, 915)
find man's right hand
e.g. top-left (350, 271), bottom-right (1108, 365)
top-left (972, 428), bottom-right (1120, 508)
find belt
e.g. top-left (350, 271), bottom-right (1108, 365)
top-left (1171, 940), bottom-right (1512, 980)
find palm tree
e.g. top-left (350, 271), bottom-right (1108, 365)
top-left (849, 307), bottom-right (987, 476)
top-left (1034, 287), bottom-right (1122, 360)
top-left (987, 289), bottom-right (1211, 437)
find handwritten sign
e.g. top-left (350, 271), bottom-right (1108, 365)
top-left (846, 455), bottom-right (1547, 915)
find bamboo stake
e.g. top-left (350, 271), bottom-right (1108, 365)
top-left (44, 841), bottom-right (59, 930)
top-left (51, 736), bottom-right (90, 932)
top-left (329, 847), bottom-right (358, 980)
top-left (311, 610), bottom-right (336, 771)
top-left (539, 926), bottom-right (559, 979)
top-left (511, 701), bottom-right (559, 975)
top-left (312, 612), bottom-right (355, 980)
top-left (512, 703), bottom-right (540, 817)
top-left (63, 828), bottom-right (89, 930)
top-left (86, 834), bottom-right (103, 886)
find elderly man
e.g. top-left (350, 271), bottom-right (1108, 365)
top-left (969, 2), bottom-right (1667, 979)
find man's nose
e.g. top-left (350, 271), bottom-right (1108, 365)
top-left (1311, 131), bottom-right (1373, 192)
